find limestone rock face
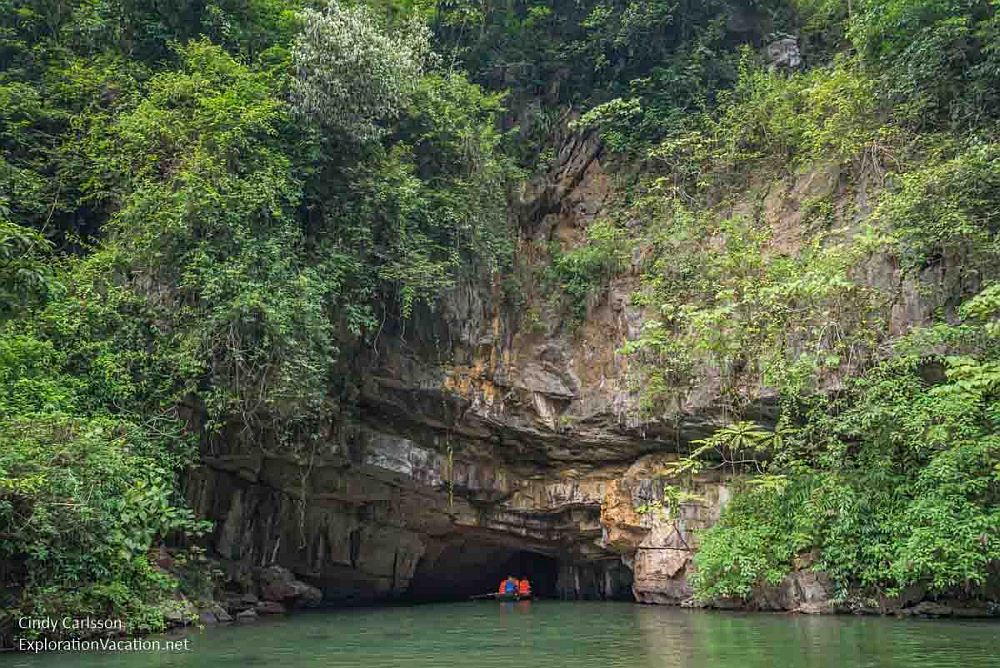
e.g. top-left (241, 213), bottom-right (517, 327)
top-left (764, 34), bottom-right (802, 69)
top-left (752, 571), bottom-right (835, 614)
top-left (188, 129), bottom-right (974, 613)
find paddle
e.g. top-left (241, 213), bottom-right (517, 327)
top-left (469, 592), bottom-right (500, 600)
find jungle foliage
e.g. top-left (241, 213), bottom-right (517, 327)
top-left (687, 298), bottom-right (1000, 602)
top-left (1, 0), bottom-right (513, 631)
top-left (589, 0), bottom-right (1000, 603)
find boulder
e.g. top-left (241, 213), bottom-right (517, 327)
top-left (752, 571), bottom-right (834, 613)
top-left (221, 591), bottom-right (254, 613)
top-left (163, 598), bottom-right (197, 626)
top-left (200, 604), bottom-right (233, 625)
top-left (236, 609), bottom-right (258, 622)
top-left (258, 565), bottom-right (323, 608)
top-left (906, 601), bottom-right (955, 617)
top-left (255, 600), bottom-right (287, 615)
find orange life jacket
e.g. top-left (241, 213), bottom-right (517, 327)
top-left (498, 580), bottom-right (507, 594)
top-left (517, 579), bottom-right (531, 594)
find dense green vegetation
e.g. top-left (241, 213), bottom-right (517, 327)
top-left (592, 0), bottom-right (1000, 604)
top-left (0, 0), bottom-right (997, 632)
top-left (1, 0), bottom-right (513, 633)
top-left (687, 296), bottom-right (1000, 603)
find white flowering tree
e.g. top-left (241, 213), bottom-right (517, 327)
top-left (291, 1), bottom-right (432, 141)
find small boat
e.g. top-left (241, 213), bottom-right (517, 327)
top-left (495, 592), bottom-right (532, 601)
top-left (470, 591), bottom-right (534, 601)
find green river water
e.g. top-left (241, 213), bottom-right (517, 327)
top-left (8, 601), bottom-right (1000, 668)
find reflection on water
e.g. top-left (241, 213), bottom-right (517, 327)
top-left (634, 604), bottom-right (997, 668)
top-left (8, 601), bottom-right (1000, 668)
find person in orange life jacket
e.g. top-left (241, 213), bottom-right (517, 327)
top-left (517, 576), bottom-right (531, 596)
top-left (498, 575), bottom-right (518, 595)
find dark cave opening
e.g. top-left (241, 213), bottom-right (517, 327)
top-left (497, 549), bottom-right (561, 599)
top-left (405, 537), bottom-right (561, 601)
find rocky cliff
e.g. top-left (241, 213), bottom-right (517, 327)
top-left (187, 126), bottom-right (974, 615)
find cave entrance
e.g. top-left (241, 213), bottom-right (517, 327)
top-left (406, 536), bottom-right (560, 601)
top-left (497, 549), bottom-right (560, 598)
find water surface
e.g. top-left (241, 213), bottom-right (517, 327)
top-left (9, 601), bottom-right (1000, 667)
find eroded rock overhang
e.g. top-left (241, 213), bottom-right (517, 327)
top-left (186, 414), bottom-right (732, 606)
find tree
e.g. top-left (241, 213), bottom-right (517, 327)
top-left (291, 1), bottom-right (432, 141)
